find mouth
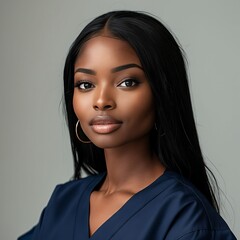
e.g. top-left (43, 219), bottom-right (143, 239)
top-left (90, 116), bottom-right (122, 134)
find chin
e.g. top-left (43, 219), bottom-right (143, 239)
top-left (92, 140), bottom-right (121, 149)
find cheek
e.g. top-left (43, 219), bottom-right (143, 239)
top-left (72, 93), bottom-right (90, 121)
top-left (119, 89), bottom-right (155, 128)
top-left (135, 98), bottom-right (155, 128)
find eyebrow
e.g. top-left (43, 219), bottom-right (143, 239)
top-left (111, 63), bottom-right (143, 73)
top-left (74, 68), bottom-right (96, 75)
top-left (74, 63), bottom-right (143, 75)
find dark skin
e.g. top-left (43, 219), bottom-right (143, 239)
top-left (73, 36), bottom-right (165, 236)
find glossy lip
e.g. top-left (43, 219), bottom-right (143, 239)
top-left (90, 115), bottom-right (122, 134)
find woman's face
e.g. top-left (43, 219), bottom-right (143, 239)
top-left (73, 36), bottom-right (155, 149)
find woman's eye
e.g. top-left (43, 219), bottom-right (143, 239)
top-left (118, 79), bottom-right (139, 87)
top-left (75, 81), bottom-right (94, 90)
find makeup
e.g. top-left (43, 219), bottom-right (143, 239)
top-left (90, 116), bottom-right (122, 134)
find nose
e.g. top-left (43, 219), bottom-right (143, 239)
top-left (93, 85), bottom-right (116, 111)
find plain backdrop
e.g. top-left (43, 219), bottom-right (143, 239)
top-left (0, 0), bottom-right (239, 239)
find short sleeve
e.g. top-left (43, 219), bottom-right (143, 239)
top-left (176, 229), bottom-right (237, 240)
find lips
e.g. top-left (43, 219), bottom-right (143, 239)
top-left (90, 116), bottom-right (122, 134)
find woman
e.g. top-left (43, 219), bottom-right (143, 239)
top-left (19, 11), bottom-right (236, 239)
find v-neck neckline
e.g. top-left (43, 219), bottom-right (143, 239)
top-left (74, 170), bottom-right (171, 240)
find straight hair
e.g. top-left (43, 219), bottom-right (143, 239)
top-left (63, 10), bottom-right (219, 212)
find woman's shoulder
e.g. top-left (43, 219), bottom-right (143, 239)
top-left (158, 171), bottom-right (236, 238)
top-left (17, 173), bottom-right (105, 240)
top-left (161, 171), bottom-right (222, 222)
top-left (162, 170), bottom-right (214, 207)
top-left (50, 173), bottom-right (104, 201)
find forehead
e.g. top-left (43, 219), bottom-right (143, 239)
top-left (74, 36), bottom-right (141, 68)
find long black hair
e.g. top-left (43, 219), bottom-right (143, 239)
top-left (63, 10), bottom-right (219, 211)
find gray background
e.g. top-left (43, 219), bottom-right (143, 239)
top-left (0, 0), bottom-right (239, 239)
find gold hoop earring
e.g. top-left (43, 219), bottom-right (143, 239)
top-left (75, 120), bottom-right (91, 143)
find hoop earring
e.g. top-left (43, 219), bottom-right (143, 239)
top-left (75, 120), bottom-right (91, 143)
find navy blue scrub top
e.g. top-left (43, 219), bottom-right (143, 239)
top-left (18, 171), bottom-right (236, 240)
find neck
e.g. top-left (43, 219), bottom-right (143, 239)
top-left (101, 137), bottom-right (165, 194)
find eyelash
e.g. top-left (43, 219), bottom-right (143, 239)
top-left (74, 80), bottom-right (94, 91)
top-left (74, 78), bottom-right (140, 91)
top-left (117, 78), bottom-right (140, 88)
